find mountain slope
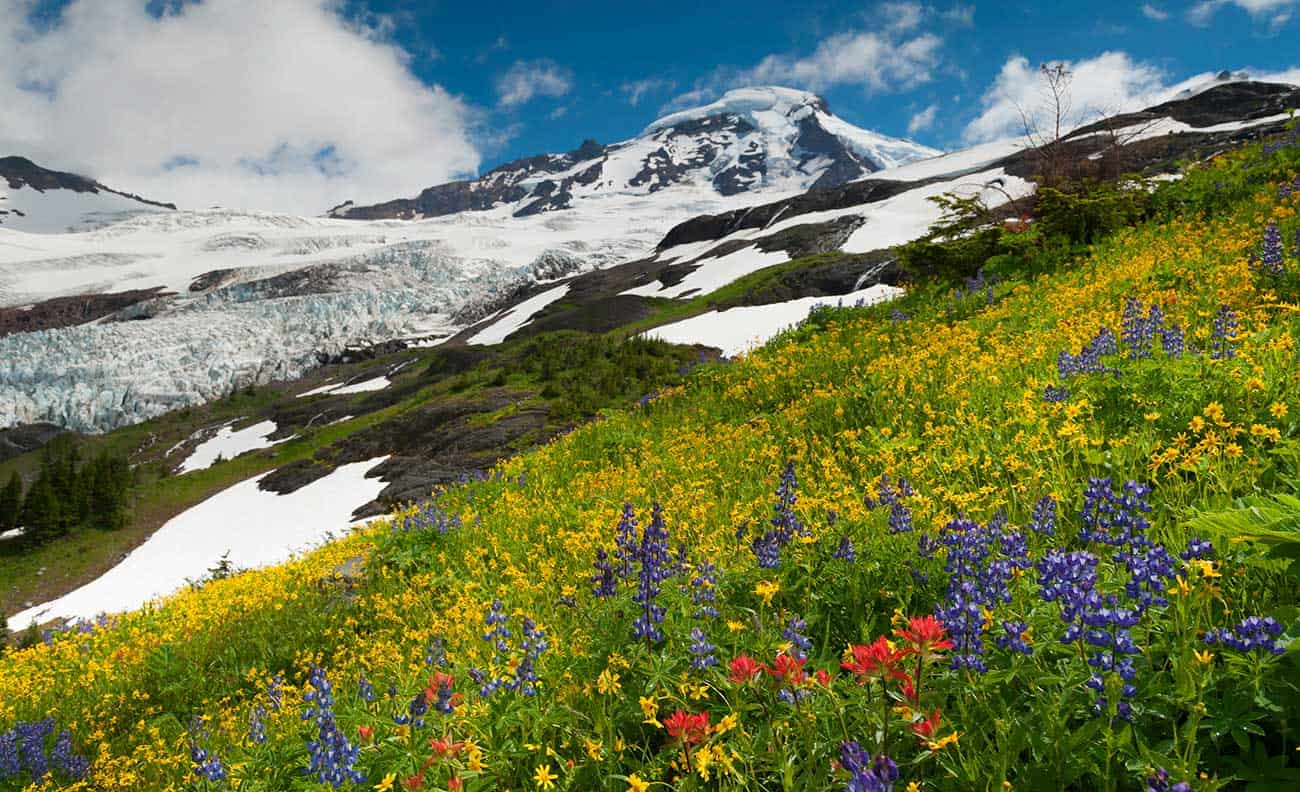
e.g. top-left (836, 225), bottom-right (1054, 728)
top-left (330, 87), bottom-right (939, 220)
top-left (0, 156), bottom-right (174, 234)
top-left (0, 88), bottom-right (937, 434)
top-left (1, 122), bottom-right (1297, 791)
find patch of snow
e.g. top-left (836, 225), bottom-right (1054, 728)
top-left (842, 168), bottom-right (1035, 254)
top-left (6, 457), bottom-right (389, 627)
top-left (328, 376), bottom-right (391, 395)
top-left (642, 283), bottom-right (903, 357)
top-left (468, 283), bottom-right (571, 345)
top-left (870, 138), bottom-right (1026, 182)
top-left (178, 419), bottom-right (286, 474)
top-left (0, 526), bottom-right (25, 541)
top-left (623, 247), bottom-right (789, 299)
top-left (297, 381), bottom-right (339, 398)
top-left (0, 183), bottom-right (168, 235)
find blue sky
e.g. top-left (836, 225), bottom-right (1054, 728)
top-left (2, 0), bottom-right (1298, 212)
top-left (359, 0), bottom-right (1300, 167)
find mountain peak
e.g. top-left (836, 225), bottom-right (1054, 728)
top-left (644, 86), bottom-right (829, 134)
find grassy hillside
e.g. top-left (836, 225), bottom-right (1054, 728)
top-left (1, 137), bottom-right (1299, 791)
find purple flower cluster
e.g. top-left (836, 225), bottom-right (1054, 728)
top-left (689, 628), bottom-right (718, 671)
top-left (398, 499), bottom-right (462, 534)
top-left (1029, 494), bottom-right (1057, 535)
top-left (933, 514), bottom-right (1025, 672)
top-left (190, 740), bottom-right (228, 783)
top-left (864, 474), bottom-right (913, 510)
top-left (632, 503), bottom-right (672, 642)
top-left (783, 615), bottom-right (813, 662)
top-left (1078, 478), bottom-right (1152, 548)
top-left (1258, 220), bottom-right (1286, 276)
top-left (1121, 298), bottom-right (1165, 360)
top-left (1203, 616), bottom-right (1287, 655)
top-left (301, 666), bottom-right (365, 787)
top-left (0, 719), bottom-right (88, 784)
top-left (995, 620), bottom-right (1033, 655)
top-left (751, 462), bottom-right (807, 568)
top-left (839, 742), bottom-right (899, 792)
top-left (690, 559), bottom-right (719, 619)
top-left (1057, 327), bottom-right (1120, 380)
top-left (1210, 305), bottom-right (1238, 360)
top-left (1043, 384), bottom-right (1070, 403)
top-left (470, 601), bottom-right (549, 697)
top-left (834, 534), bottom-right (857, 562)
top-left (1146, 767), bottom-right (1193, 792)
top-left (591, 548), bottom-right (617, 598)
top-left (249, 705), bottom-right (268, 744)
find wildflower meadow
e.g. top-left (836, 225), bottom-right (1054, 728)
top-left (1, 136), bottom-right (1300, 791)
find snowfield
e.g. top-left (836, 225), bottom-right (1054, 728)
top-left (178, 419), bottom-right (287, 474)
top-left (7, 456), bottom-right (390, 627)
top-left (468, 283), bottom-right (572, 345)
top-left (643, 283), bottom-right (904, 357)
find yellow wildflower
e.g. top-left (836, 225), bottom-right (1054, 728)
top-left (374, 774), bottom-right (396, 792)
top-left (626, 774), bottom-right (650, 792)
top-left (534, 764), bottom-right (558, 790)
top-left (716, 713), bottom-right (740, 734)
top-left (928, 732), bottom-right (961, 751)
top-left (754, 580), bottom-right (780, 606)
top-left (1189, 416), bottom-right (1206, 433)
top-left (908, 783), bottom-right (922, 792)
top-left (584, 738), bottom-right (603, 761)
top-left (726, 620), bottom-right (746, 633)
top-left (597, 669), bottom-right (621, 696)
top-left (1194, 649), bottom-right (1214, 666)
top-left (1191, 559), bottom-right (1221, 579)
top-left (1270, 402), bottom-right (1288, 418)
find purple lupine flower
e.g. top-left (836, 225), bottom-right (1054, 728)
top-left (1180, 537), bottom-right (1213, 561)
top-left (1044, 384), bottom-right (1070, 402)
top-left (783, 615), bottom-right (813, 661)
top-left (249, 704), bottom-right (268, 744)
top-left (1203, 615), bottom-right (1287, 655)
top-left (1210, 305), bottom-right (1238, 360)
top-left (1146, 767), bottom-right (1193, 792)
top-left (1029, 495), bottom-right (1057, 535)
top-left (591, 548), bottom-right (617, 598)
top-left (995, 620), bottom-right (1033, 655)
top-left (632, 503), bottom-right (672, 643)
top-left (834, 534), bottom-right (857, 562)
top-left (1079, 478), bottom-right (1152, 548)
top-left (1122, 298), bottom-right (1154, 359)
top-left (1161, 322), bottom-right (1185, 358)
top-left (612, 502), bottom-right (639, 579)
top-left (303, 666), bottom-right (365, 785)
top-left (888, 502), bottom-right (913, 534)
top-left (689, 628), bottom-right (718, 672)
top-left (839, 742), bottom-right (899, 792)
top-left (190, 741), bottom-right (228, 783)
top-left (690, 560), bottom-right (719, 619)
top-left (1259, 220), bottom-right (1285, 276)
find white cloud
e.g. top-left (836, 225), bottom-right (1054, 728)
top-left (737, 30), bottom-right (941, 94)
top-left (495, 59), bottom-right (573, 107)
top-left (659, 7), bottom-right (944, 112)
top-left (941, 4), bottom-right (976, 27)
top-left (907, 104), bottom-right (939, 134)
top-left (0, 0), bottom-right (482, 215)
top-left (1141, 4), bottom-right (1170, 20)
top-left (962, 52), bottom-right (1176, 143)
top-left (621, 77), bottom-right (675, 106)
top-left (1188, 0), bottom-right (1295, 26)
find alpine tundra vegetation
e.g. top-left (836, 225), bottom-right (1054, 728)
top-left (1, 120), bottom-right (1299, 791)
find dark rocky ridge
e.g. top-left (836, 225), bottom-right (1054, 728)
top-left (0, 287), bottom-right (174, 338)
top-left (0, 156), bottom-right (176, 210)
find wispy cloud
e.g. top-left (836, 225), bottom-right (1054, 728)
top-left (1141, 4), bottom-right (1169, 20)
top-left (907, 103), bottom-right (940, 134)
top-left (495, 59), bottom-right (573, 107)
top-left (621, 77), bottom-right (676, 107)
top-left (1187, 0), bottom-right (1295, 28)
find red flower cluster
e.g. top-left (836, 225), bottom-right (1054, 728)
top-left (841, 637), bottom-right (908, 684)
top-left (728, 653), bottom-right (763, 683)
top-left (894, 615), bottom-right (954, 660)
top-left (663, 709), bottom-right (711, 746)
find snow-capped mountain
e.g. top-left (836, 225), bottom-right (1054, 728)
top-left (330, 87), bottom-right (939, 220)
top-left (0, 88), bottom-right (938, 433)
top-left (0, 156), bottom-right (175, 234)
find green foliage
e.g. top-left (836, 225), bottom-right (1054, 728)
top-left (12, 436), bottom-right (132, 547)
top-left (1186, 493), bottom-right (1300, 580)
top-left (0, 471), bottom-right (20, 533)
top-left (1034, 182), bottom-right (1151, 246)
